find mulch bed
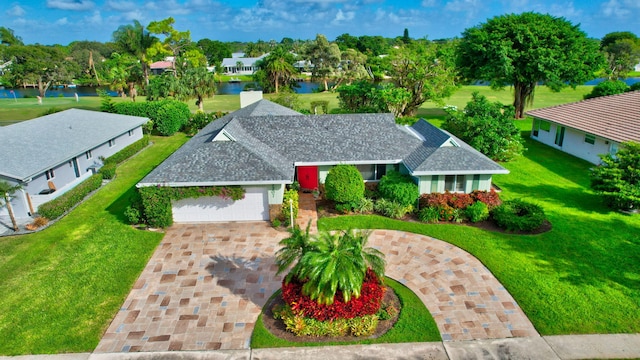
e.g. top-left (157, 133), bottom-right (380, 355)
top-left (261, 286), bottom-right (400, 343)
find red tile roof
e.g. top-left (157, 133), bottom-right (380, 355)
top-left (526, 91), bottom-right (640, 144)
top-left (150, 61), bottom-right (175, 69)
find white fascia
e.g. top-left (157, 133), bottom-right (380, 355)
top-left (294, 160), bottom-right (403, 166)
top-left (411, 169), bottom-right (510, 176)
top-left (136, 180), bottom-right (290, 188)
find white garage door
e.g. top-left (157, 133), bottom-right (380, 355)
top-left (171, 187), bottom-right (269, 222)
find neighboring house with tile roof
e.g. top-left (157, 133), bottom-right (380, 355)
top-left (526, 91), bottom-right (640, 164)
top-left (0, 109), bottom-right (148, 219)
top-left (138, 96), bottom-right (508, 223)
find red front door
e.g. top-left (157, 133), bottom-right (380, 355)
top-left (297, 166), bottom-right (319, 190)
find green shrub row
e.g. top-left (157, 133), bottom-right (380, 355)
top-left (138, 186), bottom-right (246, 228)
top-left (112, 100), bottom-right (190, 136)
top-left (98, 163), bottom-right (117, 180)
top-left (377, 170), bottom-right (419, 207)
top-left (102, 136), bottom-right (150, 166)
top-left (38, 174), bottom-right (103, 220)
top-left (491, 199), bottom-right (547, 232)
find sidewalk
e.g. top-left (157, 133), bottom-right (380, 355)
top-left (3, 334), bottom-right (640, 360)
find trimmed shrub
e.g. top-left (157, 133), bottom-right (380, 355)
top-left (377, 171), bottom-right (419, 207)
top-left (155, 101), bottom-right (190, 136)
top-left (98, 162), bottom-right (117, 179)
top-left (471, 189), bottom-right (502, 209)
top-left (124, 205), bottom-right (141, 225)
top-left (281, 189), bottom-right (299, 226)
top-left (492, 199), bottom-right (547, 232)
top-left (324, 164), bottom-right (364, 206)
top-left (419, 190), bottom-right (500, 210)
top-left (38, 174), bottom-right (103, 220)
top-left (102, 136), bottom-right (150, 166)
top-left (465, 201), bottom-right (489, 223)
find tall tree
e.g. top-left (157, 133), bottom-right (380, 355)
top-left (197, 38), bottom-right (232, 66)
top-left (600, 31), bottom-right (640, 80)
top-left (456, 12), bottom-right (603, 118)
top-left (0, 27), bottom-right (23, 46)
top-left (112, 20), bottom-right (157, 86)
top-left (0, 181), bottom-right (22, 232)
top-left (305, 34), bottom-right (341, 91)
top-left (254, 46), bottom-right (297, 93)
top-left (385, 40), bottom-right (457, 116)
top-left (175, 67), bottom-right (216, 111)
top-left (147, 17), bottom-right (191, 58)
top-left (4, 45), bottom-right (70, 97)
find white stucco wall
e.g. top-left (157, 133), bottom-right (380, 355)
top-left (531, 121), bottom-right (614, 165)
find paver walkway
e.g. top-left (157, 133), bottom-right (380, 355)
top-left (96, 193), bottom-right (537, 353)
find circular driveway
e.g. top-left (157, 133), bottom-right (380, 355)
top-left (95, 222), bottom-right (537, 353)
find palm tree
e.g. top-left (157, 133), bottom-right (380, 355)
top-left (276, 226), bottom-right (385, 305)
top-left (175, 67), bottom-right (217, 112)
top-left (264, 47), bottom-right (296, 93)
top-left (112, 20), bottom-right (157, 86)
top-left (0, 181), bottom-right (22, 232)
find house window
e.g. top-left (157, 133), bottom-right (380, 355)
top-left (128, 130), bottom-right (134, 136)
top-left (584, 133), bottom-right (595, 145)
top-left (85, 150), bottom-right (92, 159)
top-left (554, 126), bottom-right (565, 147)
top-left (430, 175), bottom-right (439, 193)
top-left (45, 169), bottom-right (55, 180)
top-left (445, 175), bottom-right (466, 192)
top-left (532, 119), bottom-right (540, 137)
top-left (539, 120), bottom-right (551, 132)
top-left (356, 164), bottom-right (375, 180)
top-left (109, 139), bottom-right (116, 147)
top-left (472, 175), bottom-right (481, 191)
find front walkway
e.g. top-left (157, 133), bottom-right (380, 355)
top-left (96, 193), bottom-right (536, 352)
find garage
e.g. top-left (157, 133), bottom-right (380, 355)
top-left (171, 187), bottom-right (269, 222)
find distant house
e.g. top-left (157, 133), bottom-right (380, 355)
top-left (150, 57), bottom-right (175, 75)
top-left (526, 91), bottom-right (640, 164)
top-left (138, 93), bottom-right (507, 223)
top-left (0, 109), bottom-right (148, 219)
top-left (221, 54), bottom-right (267, 75)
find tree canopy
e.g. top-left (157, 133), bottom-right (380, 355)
top-left (600, 31), bottom-right (640, 80)
top-left (590, 141), bottom-right (640, 211)
top-left (456, 12), bottom-right (604, 118)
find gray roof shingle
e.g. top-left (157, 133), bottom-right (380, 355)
top-left (0, 109), bottom-right (148, 181)
top-left (139, 100), bottom-right (507, 186)
top-left (526, 91), bottom-right (640, 143)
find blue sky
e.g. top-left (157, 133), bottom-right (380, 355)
top-left (4, 0), bottom-right (640, 45)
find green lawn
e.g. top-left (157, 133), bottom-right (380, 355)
top-left (0, 134), bottom-right (188, 355)
top-left (319, 125), bottom-right (640, 336)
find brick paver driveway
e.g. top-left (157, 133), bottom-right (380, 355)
top-left (96, 219), bottom-right (537, 353)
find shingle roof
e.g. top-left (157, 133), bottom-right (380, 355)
top-left (139, 100), bottom-right (508, 186)
top-left (0, 109), bottom-right (148, 181)
top-left (526, 91), bottom-right (640, 143)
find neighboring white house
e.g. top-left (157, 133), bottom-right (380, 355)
top-left (526, 91), bottom-right (640, 164)
top-left (0, 109), bottom-right (148, 219)
top-left (221, 53), bottom-right (268, 75)
top-left (138, 93), bottom-right (508, 223)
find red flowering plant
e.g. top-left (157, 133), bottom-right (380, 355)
top-left (275, 225), bottom-right (386, 321)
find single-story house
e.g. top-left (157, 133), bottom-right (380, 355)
top-left (150, 57), bottom-right (175, 75)
top-left (526, 91), bottom-right (640, 164)
top-left (138, 94), bottom-right (508, 223)
top-left (0, 109), bottom-right (148, 219)
top-left (221, 54), bottom-right (267, 75)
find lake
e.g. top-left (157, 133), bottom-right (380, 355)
top-left (1, 78), bottom-right (638, 99)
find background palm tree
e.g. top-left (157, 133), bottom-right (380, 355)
top-left (276, 227), bottom-right (385, 305)
top-left (0, 181), bottom-right (22, 232)
top-left (112, 20), bottom-right (157, 86)
top-left (176, 67), bottom-right (217, 111)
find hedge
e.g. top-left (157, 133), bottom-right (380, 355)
top-left (38, 174), bottom-right (103, 220)
top-left (491, 199), bottom-right (547, 232)
top-left (102, 136), bottom-right (150, 166)
top-left (138, 185), bottom-right (246, 228)
top-left (377, 171), bottom-right (419, 207)
top-left (112, 100), bottom-right (190, 136)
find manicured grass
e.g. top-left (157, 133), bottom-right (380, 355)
top-left (0, 134), bottom-right (188, 355)
top-left (319, 125), bottom-right (640, 336)
top-left (251, 277), bottom-right (440, 348)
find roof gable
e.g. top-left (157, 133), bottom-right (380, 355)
top-left (526, 91), bottom-right (640, 143)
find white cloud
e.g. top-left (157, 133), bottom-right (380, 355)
top-left (46, 0), bottom-right (95, 11)
top-left (602, 0), bottom-right (632, 18)
top-left (105, 0), bottom-right (137, 12)
top-left (85, 10), bottom-right (103, 25)
top-left (7, 5), bottom-right (26, 17)
top-left (55, 17), bottom-right (69, 25)
top-left (421, 0), bottom-right (436, 7)
top-left (444, 0), bottom-right (480, 13)
top-left (333, 9), bottom-right (355, 22)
